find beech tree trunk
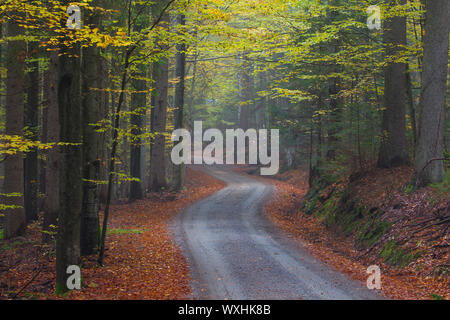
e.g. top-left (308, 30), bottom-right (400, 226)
top-left (24, 42), bottom-right (39, 222)
top-left (378, 0), bottom-right (409, 168)
top-left (326, 4), bottom-right (342, 162)
top-left (81, 10), bottom-right (101, 256)
top-left (55, 35), bottom-right (82, 293)
top-left (3, 20), bottom-right (26, 239)
top-left (238, 57), bottom-right (251, 131)
top-left (129, 4), bottom-right (148, 201)
top-left (42, 51), bottom-right (59, 243)
top-left (149, 3), bottom-right (169, 192)
top-left (414, 0), bottom-right (449, 186)
top-left (130, 81), bottom-right (145, 200)
top-left (173, 14), bottom-right (186, 192)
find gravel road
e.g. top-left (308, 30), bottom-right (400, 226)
top-left (174, 165), bottom-right (383, 300)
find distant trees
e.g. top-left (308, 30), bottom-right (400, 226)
top-left (184, 0), bottom-right (447, 190)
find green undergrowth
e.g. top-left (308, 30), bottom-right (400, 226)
top-left (105, 228), bottom-right (145, 235)
top-left (0, 238), bottom-right (30, 252)
top-left (379, 240), bottom-right (421, 267)
top-left (428, 172), bottom-right (450, 199)
top-left (301, 181), bottom-right (418, 267)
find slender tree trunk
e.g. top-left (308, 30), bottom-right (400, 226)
top-left (129, 4), bottom-right (148, 201)
top-left (406, 68), bottom-right (417, 147)
top-left (173, 14), bottom-right (186, 192)
top-left (414, 0), bottom-right (449, 186)
top-left (308, 116), bottom-right (314, 188)
top-left (24, 43), bottom-right (39, 222)
top-left (42, 50), bottom-right (59, 243)
top-left (149, 4), bottom-right (169, 192)
top-left (130, 80), bottom-right (145, 200)
top-left (238, 57), bottom-right (251, 131)
top-left (98, 50), bottom-right (131, 266)
top-left (187, 53), bottom-right (198, 130)
top-left (40, 74), bottom-right (47, 213)
top-left (326, 4), bottom-right (342, 162)
top-left (98, 55), bottom-right (110, 205)
top-left (378, 0), bottom-right (409, 168)
top-left (3, 20), bottom-right (26, 239)
top-left (55, 37), bottom-right (82, 293)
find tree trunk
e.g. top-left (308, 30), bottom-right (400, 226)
top-left (3, 20), bottom-right (26, 239)
top-left (130, 82), bottom-right (145, 200)
top-left (325, 4), bottom-right (342, 162)
top-left (414, 0), bottom-right (449, 186)
top-left (173, 14), bottom-right (186, 192)
top-left (42, 51), bottom-right (59, 243)
top-left (129, 5), bottom-right (148, 201)
top-left (81, 10), bottom-right (101, 256)
top-left (55, 37), bottom-right (82, 293)
top-left (24, 42), bottom-right (39, 222)
top-left (378, 0), bottom-right (409, 168)
top-left (149, 4), bottom-right (169, 192)
top-left (238, 57), bottom-right (252, 131)
top-left (406, 68), bottom-right (417, 147)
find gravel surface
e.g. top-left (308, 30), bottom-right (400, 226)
top-left (174, 165), bottom-right (384, 300)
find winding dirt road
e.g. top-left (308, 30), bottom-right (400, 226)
top-left (174, 165), bottom-right (383, 300)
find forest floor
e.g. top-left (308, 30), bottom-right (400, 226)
top-left (0, 168), bottom-right (225, 300)
top-left (236, 165), bottom-right (449, 300)
top-left (1, 164), bottom-right (447, 300)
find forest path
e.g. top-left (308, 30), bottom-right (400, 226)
top-left (173, 165), bottom-right (383, 300)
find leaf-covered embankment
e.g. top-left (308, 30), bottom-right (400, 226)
top-left (239, 165), bottom-right (449, 300)
top-left (0, 168), bottom-right (225, 300)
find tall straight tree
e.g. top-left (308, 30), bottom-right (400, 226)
top-left (149, 0), bottom-right (170, 192)
top-left (325, 2), bottom-right (342, 162)
top-left (378, 0), bottom-right (409, 168)
top-left (129, 3), bottom-right (149, 201)
top-left (55, 13), bottom-right (83, 292)
top-left (3, 20), bottom-right (26, 239)
top-left (81, 7), bottom-right (102, 255)
top-left (42, 50), bottom-right (59, 243)
top-left (173, 13), bottom-right (186, 192)
top-left (414, 0), bottom-right (449, 186)
top-left (24, 42), bottom-right (39, 222)
top-left (238, 56), bottom-right (251, 131)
